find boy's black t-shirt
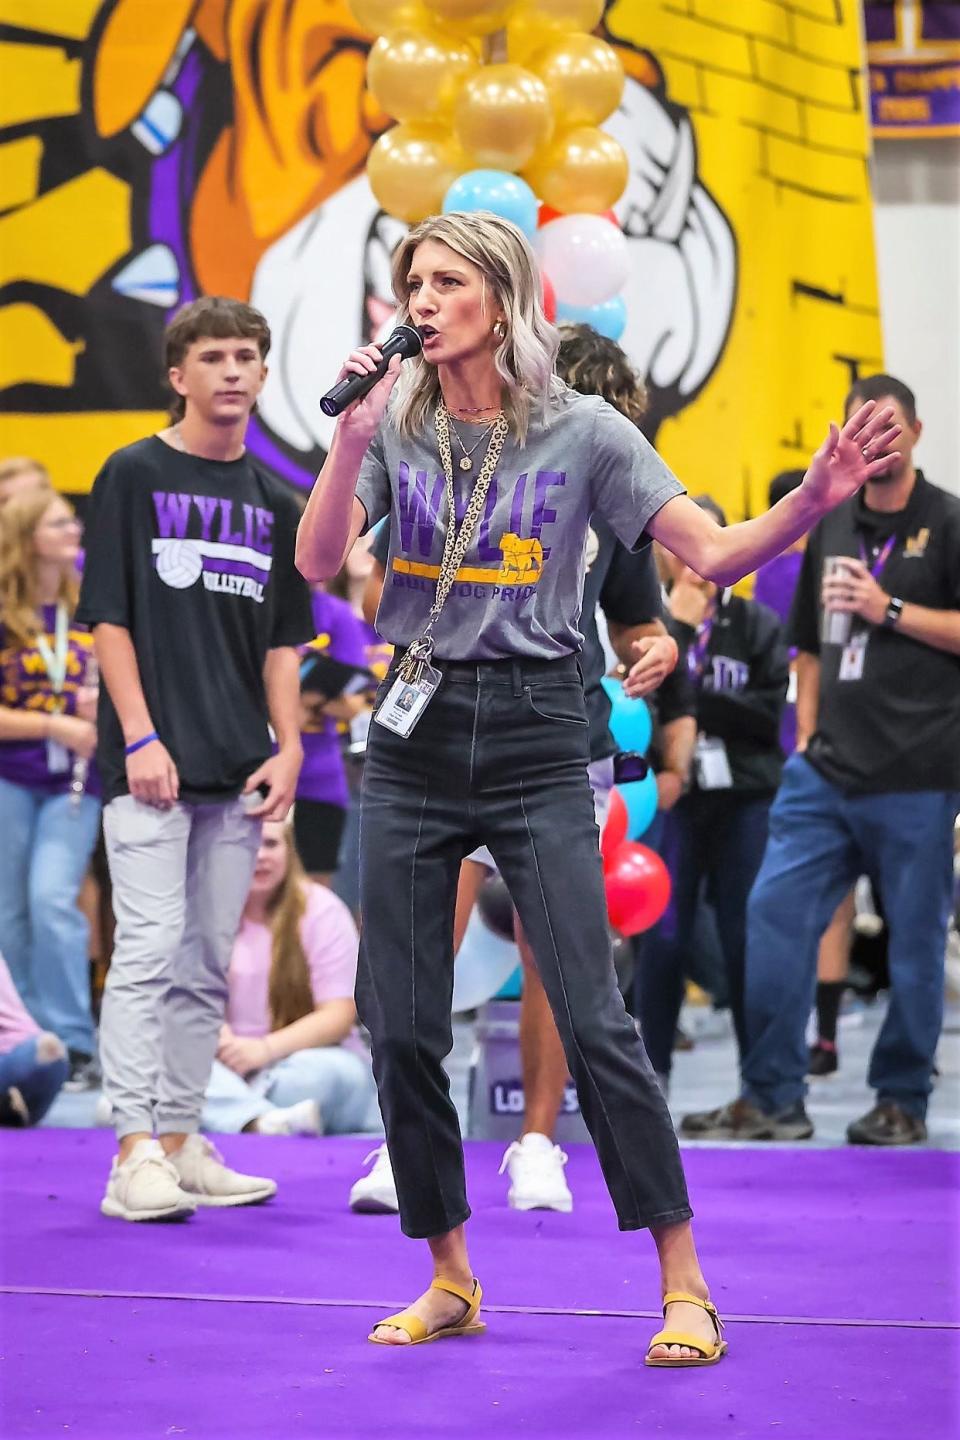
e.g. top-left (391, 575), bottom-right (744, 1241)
top-left (789, 472), bottom-right (960, 793)
top-left (77, 437), bottom-right (314, 803)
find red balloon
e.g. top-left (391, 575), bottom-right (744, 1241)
top-left (605, 842), bottom-right (671, 937)
top-left (541, 269), bottom-right (557, 322)
top-left (538, 203), bottom-right (619, 228)
top-left (600, 787), bottom-right (627, 869)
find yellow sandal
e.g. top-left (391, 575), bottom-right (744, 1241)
top-left (644, 1291), bottom-right (727, 1368)
top-left (368, 1277), bottom-right (485, 1347)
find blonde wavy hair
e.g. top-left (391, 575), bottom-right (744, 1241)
top-left (262, 824), bottom-right (318, 1032)
top-left (389, 211), bottom-right (564, 446)
top-left (0, 486), bottom-right (79, 651)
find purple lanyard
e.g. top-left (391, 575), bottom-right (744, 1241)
top-left (686, 612), bottom-right (715, 682)
top-left (858, 533), bottom-right (896, 579)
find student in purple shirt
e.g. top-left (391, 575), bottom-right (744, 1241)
top-left (0, 487), bottom-right (101, 1086)
top-left (294, 588), bottom-right (370, 881)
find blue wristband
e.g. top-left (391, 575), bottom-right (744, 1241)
top-left (125, 731), bottom-right (159, 756)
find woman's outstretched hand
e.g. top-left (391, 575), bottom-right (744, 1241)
top-left (800, 401), bottom-right (902, 513)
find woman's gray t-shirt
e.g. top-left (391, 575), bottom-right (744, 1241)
top-left (354, 390), bottom-right (683, 661)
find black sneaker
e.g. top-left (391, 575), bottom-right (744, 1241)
top-left (64, 1049), bottom-right (100, 1092)
top-left (846, 1103), bottom-right (927, 1146)
top-left (680, 1096), bottom-right (814, 1141)
top-left (807, 1040), bottom-right (838, 1078)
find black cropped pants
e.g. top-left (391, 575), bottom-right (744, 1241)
top-left (356, 654), bottom-right (692, 1240)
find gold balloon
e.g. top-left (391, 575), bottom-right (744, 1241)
top-left (531, 34), bottom-right (624, 126)
top-left (514, 0), bottom-right (604, 31)
top-left (523, 126), bottom-right (629, 213)
top-left (350, 0), bottom-right (431, 34)
top-left (367, 123), bottom-right (466, 223)
top-left (368, 29), bottom-right (478, 123)
top-left (454, 64), bottom-right (553, 173)
top-left (424, 0), bottom-right (515, 36)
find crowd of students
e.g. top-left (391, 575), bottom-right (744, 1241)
top-left (1, 326), bottom-right (957, 1215)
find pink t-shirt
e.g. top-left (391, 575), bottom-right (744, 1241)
top-left (227, 883), bottom-right (360, 1047)
top-left (0, 952), bottom-right (41, 1055)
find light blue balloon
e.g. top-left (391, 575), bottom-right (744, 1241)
top-left (556, 295), bottom-right (628, 341)
top-left (620, 771), bottom-right (658, 841)
top-left (600, 676), bottom-right (652, 754)
top-left (442, 170), bottom-right (539, 238)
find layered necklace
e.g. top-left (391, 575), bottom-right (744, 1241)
top-left (445, 405), bottom-right (502, 472)
top-left (447, 416), bottom-right (497, 471)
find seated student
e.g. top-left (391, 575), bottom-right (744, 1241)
top-left (203, 818), bottom-right (380, 1136)
top-left (0, 951), bottom-right (69, 1126)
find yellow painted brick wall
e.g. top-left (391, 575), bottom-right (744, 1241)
top-left (607, 0), bottom-right (882, 521)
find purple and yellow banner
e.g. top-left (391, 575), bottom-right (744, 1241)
top-left (865, 0), bottom-right (960, 137)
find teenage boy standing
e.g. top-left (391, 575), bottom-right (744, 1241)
top-left (78, 298), bottom-right (313, 1220)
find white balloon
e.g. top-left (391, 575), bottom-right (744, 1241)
top-left (451, 908), bottom-right (520, 1014)
top-left (535, 213), bottom-right (629, 307)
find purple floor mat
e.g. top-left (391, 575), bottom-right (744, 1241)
top-left (2, 1132), bottom-right (957, 1440)
top-left (1, 1132), bottom-right (957, 1323)
top-left (3, 1294), bottom-right (958, 1440)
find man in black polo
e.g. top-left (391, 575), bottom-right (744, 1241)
top-left (684, 374), bottom-right (960, 1145)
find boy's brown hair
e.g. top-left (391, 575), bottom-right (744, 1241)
top-left (163, 297), bottom-right (271, 421)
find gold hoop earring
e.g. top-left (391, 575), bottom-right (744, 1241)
top-left (493, 320), bottom-right (506, 341)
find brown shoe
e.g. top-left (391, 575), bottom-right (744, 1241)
top-left (680, 1096), bottom-right (814, 1141)
top-left (846, 1102), bottom-right (927, 1146)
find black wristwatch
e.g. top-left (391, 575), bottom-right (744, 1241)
top-left (883, 596), bottom-right (904, 629)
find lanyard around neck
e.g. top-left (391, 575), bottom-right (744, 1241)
top-left (686, 607), bottom-right (717, 682)
top-left (34, 603), bottom-right (70, 694)
top-left (857, 532), bottom-right (896, 580)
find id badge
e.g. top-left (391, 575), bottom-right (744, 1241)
top-left (694, 735), bottom-right (733, 791)
top-left (373, 664), bottom-right (442, 739)
top-left (838, 632), bottom-right (868, 682)
top-left (46, 739), bottom-right (71, 774)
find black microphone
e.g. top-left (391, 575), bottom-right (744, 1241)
top-left (319, 325), bottom-right (423, 417)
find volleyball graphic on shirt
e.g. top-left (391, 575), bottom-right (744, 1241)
top-left (155, 539), bottom-right (203, 588)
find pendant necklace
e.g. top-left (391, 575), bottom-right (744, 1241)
top-left (448, 416), bottom-right (497, 472)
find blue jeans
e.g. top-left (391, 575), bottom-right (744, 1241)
top-left (742, 754), bottom-right (958, 1119)
top-left (0, 778), bottom-right (101, 1052)
top-left (0, 1037), bottom-right (69, 1124)
top-left (203, 1048), bottom-right (381, 1134)
top-left (636, 791), bottom-right (772, 1078)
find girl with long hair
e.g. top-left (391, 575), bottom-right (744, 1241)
top-left (0, 486), bottom-right (101, 1081)
top-left (296, 211), bottom-right (900, 1365)
top-left (203, 820), bottom-right (378, 1136)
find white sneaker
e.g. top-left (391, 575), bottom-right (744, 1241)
top-left (253, 1100), bottom-right (323, 1136)
top-left (169, 1134), bottom-right (277, 1208)
top-left (499, 1132), bottom-right (573, 1213)
top-left (348, 1143), bottom-right (399, 1214)
top-left (101, 1138), bottom-right (197, 1222)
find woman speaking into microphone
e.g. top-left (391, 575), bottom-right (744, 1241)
top-left (296, 212), bottom-right (899, 1366)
